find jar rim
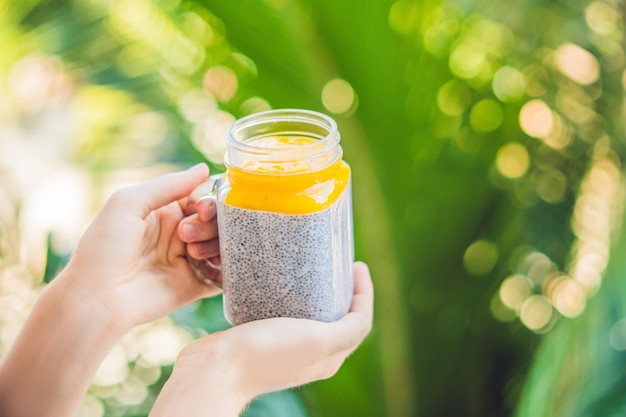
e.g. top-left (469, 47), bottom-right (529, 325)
top-left (226, 108), bottom-right (339, 152)
top-left (224, 109), bottom-right (341, 173)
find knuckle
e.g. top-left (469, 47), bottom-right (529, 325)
top-left (108, 187), bottom-right (133, 207)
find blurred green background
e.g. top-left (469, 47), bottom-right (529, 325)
top-left (0, 0), bottom-right (625, 416)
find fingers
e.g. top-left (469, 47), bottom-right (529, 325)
top-left (187, 239), bottom-right (220, 259)
top-left (324, 262), bottom-right (374, 353)
top-left (109, 164), bottom-right (209, 219)
top-left (196, 198), bottom-right (216, 222)
top-left (178, 197), bottom-right (220, 260)
top-left (178, 213), bottom-right (218, 243)
top-left (184, 263), bottom-right (374, 396)
top-left (185, 177), bottom-right (219, 220)
top-left (350, 261), bottom-right (374, 319)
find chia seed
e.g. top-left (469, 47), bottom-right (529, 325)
top-left (217, 186), bottom-right (354, 325)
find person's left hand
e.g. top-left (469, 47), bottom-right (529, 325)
top-left (57, 163), bottom-right (221, 335)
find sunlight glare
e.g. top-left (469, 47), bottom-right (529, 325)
top-left (179, 89), bottom-right (218, 123)
top-left (93, 344), bottom-right (129, 387)
top-left (449, 42), bottom-right (486, 79)
top-left (138, 325), bottom-right (192, 366)
top-left (437, 80), bottom-right (471, 115)
top-left (469, 99), bottom-right (503, 132)
top-left (520, 295), bottom-right (553, 331)
top-left (388, 1), bottom-right (422, 35)
top-left (322, 78), bottom-right (357, 115)
top-left (203, 66), bottom-right (238, 102)
top-left (554, 43), bottom-right (600, 85)
top-left (585, 1), bottom-right (618, 35)
top-left (519, 99), bottom-right (553, 138)
top-left (499, 275), bottom-right (533, 311)
top-left (492, 66), bottom-right (526, 103)
top-left (241, 96), bottom-right (272, 114)
top-left (115, 380), bottom-right (149, 406)
top-left (75, 395), bottom-right (105, 417)
top-left (192, 110), bottom-right (235, 164)
top-left (496, 143), bottom-right (530, 179)
top-left (551, 279), bottom-right (586, 318)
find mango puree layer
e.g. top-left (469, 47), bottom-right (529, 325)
top-left (224, 136), bottom-right (350, 214)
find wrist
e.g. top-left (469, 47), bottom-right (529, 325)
top-left (54, 265), bottom-right (132, 338)
top-left (151, 338), bottom-right (250, 417)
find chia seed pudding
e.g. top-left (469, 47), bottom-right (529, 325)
top-left (217, 185), bottom-right (354, 325)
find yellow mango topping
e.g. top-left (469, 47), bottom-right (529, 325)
top-left (224, 136), bottom-right (350, 214)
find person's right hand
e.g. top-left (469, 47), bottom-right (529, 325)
top-left (178, 177), bottom-right (222, 286)
top-left (149, 262), bottom-right (374, 417)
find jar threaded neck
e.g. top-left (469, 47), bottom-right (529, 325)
top-left (225, 109), bottom-right (341, 174)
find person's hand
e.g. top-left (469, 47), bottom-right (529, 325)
top-left (0, 164), bottom-right (225, 417)
top-left (177, 176), bottom-right (222, 286)
top-left (149, 262), bottom-right (374, 417)
top-left (58, 163), bottom-right (221, 334)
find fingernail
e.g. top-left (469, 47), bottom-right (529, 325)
top-left (183, 224), bottom-right (200, 241)
top-left (207, 202), bottom-right (217, 219)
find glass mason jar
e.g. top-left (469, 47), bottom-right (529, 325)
top-left (188, 109), bottom-right (354, 326)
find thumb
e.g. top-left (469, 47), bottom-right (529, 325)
top-left (112, 163), bottom-right (210, 218)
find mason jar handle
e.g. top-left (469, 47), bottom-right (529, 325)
top-left (186, 173), bottom-right (223, 289)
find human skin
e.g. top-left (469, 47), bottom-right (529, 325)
top-left (150, 262), bottom-right (373, 417)
top-left (0, 164), bottom-right (374, 417)
top-left (0, 164), bottom-right (218, 417)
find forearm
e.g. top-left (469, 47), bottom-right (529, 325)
top-left (0, 271), bottom-right (123, 417)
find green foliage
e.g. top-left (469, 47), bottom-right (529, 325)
top-left (242, 391), bottom-right (307, 417)
top-left (42, 233), bottom-right (70, 284)
top-left (1, 0), bottom-right (625, 416)
top-left (516, 223), bottom-right (626, 417)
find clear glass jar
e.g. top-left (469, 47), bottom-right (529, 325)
top-left (189, 109), bottom-right (354, 326)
